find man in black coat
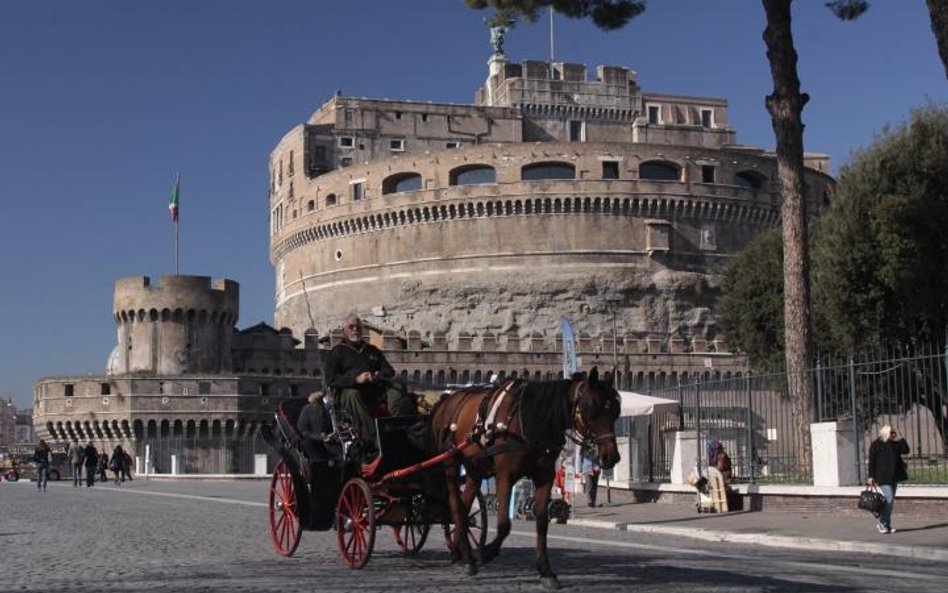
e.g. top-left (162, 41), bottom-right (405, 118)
top-left (868, 425), bottom-right (910, 534)
top-left (297, 391), bottom-right (335, 463)
top-left (83, 442), bottom-right (98, 487)
top-left (323, 314), bottom-right (414, 456)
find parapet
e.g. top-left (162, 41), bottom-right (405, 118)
top-left (113, 275), bottom-right (239, 321)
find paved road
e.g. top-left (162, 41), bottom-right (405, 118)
top-left (2, 480), bottom-right (945, 593)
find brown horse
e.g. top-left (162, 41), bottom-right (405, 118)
top-left (430, 367), bottom-right (621, 589)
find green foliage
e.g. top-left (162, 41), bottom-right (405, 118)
top-left (717, 229), bottom-right (786, 371)
top-left (825, 0), bottom-right (870, 21)
top-left (816, 103), bottom-right (948, 348)
top-left (465, 0), bottom-right (645, 30)
top-left (721, 105), bottom-right (948, 365)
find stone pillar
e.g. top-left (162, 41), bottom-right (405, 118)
top-left (171, 454), bottom-right (179, 475)
top-left (811, 420), bottom-right (860, 486)
top-left (671, 431), bottom-right (699, 485)
top-left (254, 454), bottom-right (268, 476)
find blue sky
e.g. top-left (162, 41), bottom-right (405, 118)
top-left (0, 1), bottom-right (944, 410)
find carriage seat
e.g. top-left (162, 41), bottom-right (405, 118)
top-left (274, 397), bottom-right (309, 448)
top-left (361, 414), bottom-right (428, 479)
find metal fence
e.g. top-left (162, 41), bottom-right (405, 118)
top-left (638, 343), bottom-right (948, 485)
top-left (138, 433), bottom-right (276, 475)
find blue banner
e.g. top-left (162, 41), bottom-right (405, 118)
top-left (560, 317), bottom-right (578, 378)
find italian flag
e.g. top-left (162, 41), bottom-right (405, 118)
top-left (169, 175), bottom-right (180, 223)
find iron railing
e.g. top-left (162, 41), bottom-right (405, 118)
top-left (633, 343), bottom-right (948, 485)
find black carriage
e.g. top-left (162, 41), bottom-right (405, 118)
top-left (261, 397), bottom-right (487, 568)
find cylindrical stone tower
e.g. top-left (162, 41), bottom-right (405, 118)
top-left (112, 275), bottom-right (239, 376)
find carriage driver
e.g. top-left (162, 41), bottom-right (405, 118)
top-left (323, 314), bottom-right (415, 457)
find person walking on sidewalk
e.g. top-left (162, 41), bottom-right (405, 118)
top-left (33, 439), bottom-right (51, 492)
top-left (83, 442), bottom-right (98, 487)
top-left (868, 425), bottom-right (909, 534)
top-left (581, 447), bottom-right (601, 507)
top-left (69, 441), bottom-right (84, 488)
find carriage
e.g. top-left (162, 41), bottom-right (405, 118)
top-left (260, 395), bottom-right (488, 568)
top-left (262, 369), bottom-right (621, 589)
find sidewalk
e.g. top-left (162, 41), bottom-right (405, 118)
top-left (566, 488), bottom-right (948, 561)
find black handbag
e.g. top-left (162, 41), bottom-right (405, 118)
top-left (858, 485), bottom-right (885, 516)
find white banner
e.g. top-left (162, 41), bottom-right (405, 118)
top-left (560, 317), bottom-right (578, 378)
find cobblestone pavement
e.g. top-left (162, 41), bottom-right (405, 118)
top-left (1, 479), bottom-right (945, 593)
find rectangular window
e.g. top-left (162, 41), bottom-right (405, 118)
top-left (446, 141), bottom-right (460, 149)
top-left (340, 156), bottom-right (352, 168)
top-left (288, 150), bottom-right (294, 176)
top-left (602, 161), bottom-right (620, 180)
top-left (100, 383), bottom-right (110, 395)
top-left (344, 110), bottom-right (353, 122)
top-left (64, 384), bottom-right (74, 397)
top-left (421, 113), bottom-right (429, 122)
top-left (199, 382), bottom-right (211, 395)
top-left (351, 182), bottom-right (364, 201)
top-left (647, 104), bottom-right (662, 125)
top-left (338, 136), bottom-right (354, 149)
top-left (395, 111), bottom-right (402, 120)
top-left (569, 120), bottom-right (585, 142)
top-left (289, 384), bottom-right (299, 397)
top-left (702, 165), bottom-right (716, 183)
top-left (259, 383), bottom-right (269, 396)
top-left (389, 138), bottom-right (405, 151)
top-left (701, 108), bottom-right (714, 128)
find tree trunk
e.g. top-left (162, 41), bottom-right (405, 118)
top-left (927, 0), bottom-right (948, 79)
top-left (762, 0), bottom-right (814, 477)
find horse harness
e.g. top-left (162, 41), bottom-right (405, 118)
top-left (443, 378), bottom-right (610, 458)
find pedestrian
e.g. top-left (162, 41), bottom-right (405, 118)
top-left (97, 451), bottom-right (109, 483)
top-left (69, 441), bottom-right (84, 487)
top-left (122, 451), bottom-right (134, 482)
top-left (83, 442), bottom-right (98, 487)
top-left (868, 425), bottom-right (910, 534)
top-left (581, 447), bottom-right (600, 507)
top-left (33, 439), bottom-right (51, 492)
top-left (110, 445), bottom-right (127, 485)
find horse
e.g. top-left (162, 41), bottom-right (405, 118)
top-left (430, 367), bottom-right (621, 589)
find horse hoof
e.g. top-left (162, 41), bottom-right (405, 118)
top-left (540, 576), bottom-right (561, 590)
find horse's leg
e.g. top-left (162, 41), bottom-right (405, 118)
top-left (532, 469), bottom-right (560, 590)
top-left (460, 472), bottom-right (482, 560)
top-left (482, 471), bottom-right (513, 564)
top-left (444, 463), bottom-right (477, 575)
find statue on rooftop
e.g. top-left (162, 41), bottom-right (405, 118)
top-left (486, 14), bottom-right (515, 57)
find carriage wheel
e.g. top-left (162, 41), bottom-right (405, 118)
top-left (337, 478), bottom-right (376, 569)
top-left (443, 490), bottom-right (488, 551)
top-left (393, 522), bottom-right (431, 555)
top-left (268, 460), bottom-right (303, 557)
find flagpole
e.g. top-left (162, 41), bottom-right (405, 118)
top-left (170, 172), bottom-right (180, 276)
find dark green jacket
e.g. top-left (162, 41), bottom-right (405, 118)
top-left (324, 341), bottom-right (395, 391)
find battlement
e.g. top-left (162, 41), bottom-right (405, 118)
top-left (113, 275), bottom-right (239, 318)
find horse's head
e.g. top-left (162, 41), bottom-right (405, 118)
top-left (570, 367), bottom-right (621, 470)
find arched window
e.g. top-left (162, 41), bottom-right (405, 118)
top-left (382, 172), bottom-right (423, 195)
top-left (521, 162), bottom-right (575, 181)
top-left (639, 161), bottom-right (681, 181)
top-left (735, 170), bottom-right (766, 190)
top-left (325, 193), bottom-right (337, 207)
top-left (450, 164), bottom-right (496, 186)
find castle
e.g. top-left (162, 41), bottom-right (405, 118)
top-left (32, 50), bottom-right (834, 473)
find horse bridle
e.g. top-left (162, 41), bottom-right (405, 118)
top-left (569, 380), bottom-right (617, 449)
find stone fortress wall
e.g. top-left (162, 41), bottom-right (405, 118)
top-left (112, 275), bottom-right (239, 376)
top-left (267, 58), bottom-right (833, 347)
